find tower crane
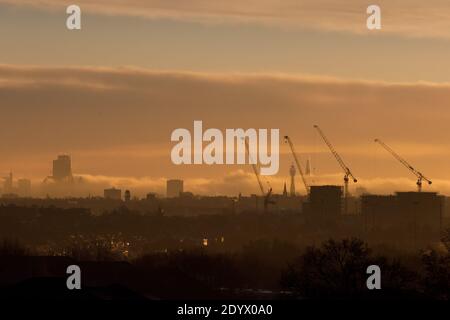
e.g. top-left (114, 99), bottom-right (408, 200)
top-left (313, 125), bottom-right (357, 212)
top-left (284, 136), bottom-right (310, 195)
top-left (243, 138), bottom-right (275, 212)
top-left (374, 139), bottom-right (432, 192)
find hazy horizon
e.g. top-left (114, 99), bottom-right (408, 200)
top-left (1, 1), bottom-right (449, 197)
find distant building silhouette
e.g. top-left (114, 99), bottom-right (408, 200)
top-left (52, 155), bottom-right (72, 181)
top-left (146, 193), bottom-right (157, 200)
top-left (124, 190), bottom-right (131, 202)
top-left (167, 180), bottom-right (183, 198)
top-left (362, 191), bottom-right (443, 248)
top-left (304, 185), bottom-right (343, 227)
top-left (283, 183), bottom-right (288, 197)
top-left (104, 188), bottom-right (122, 200)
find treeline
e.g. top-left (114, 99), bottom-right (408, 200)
top-left (1, 237), bottom-right (450, 299)
top-left (0, 204), bottom-right (308, 252)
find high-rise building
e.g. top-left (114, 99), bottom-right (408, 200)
top-left (289, 164), bottom-right (296, 197)
top-left (362, 192), bottom-right (443, 247)
top-left (52, 155), bottom-right (72, 181)
top-left (124, 190), bottom-right (131, 202)
top-left (104, 188), bottom-right (122, 200)
top-left (167, 179), bottom-right (183, 198)
top-left (17, 179), bottom-right (31, 197)
top-left (309, 185), bottom-right (343, 221)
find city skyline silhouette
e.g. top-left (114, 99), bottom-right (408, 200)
top-left (1, 1), bottom-right (450, 303)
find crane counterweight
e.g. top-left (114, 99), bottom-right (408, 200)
top-left (374, 139), bottom-right (432, 192)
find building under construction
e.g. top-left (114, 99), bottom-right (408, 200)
top-left (302, 185), bottom-right (343, 228)
top-left (362, 192), bottom-right (444, 249)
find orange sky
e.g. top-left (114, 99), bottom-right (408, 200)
top-left (1, 2), bottom-right (450, 197)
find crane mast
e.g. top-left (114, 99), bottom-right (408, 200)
top-left (245, 139), bottom-right (265, 196)
top-left (313, 125), bottom-right (357, 213)
top-left (243, 138), bottom-right (273, 212)
top-left (374, 139), bottom-right (432, 192)
top-left (284, 136), bottom-right (310, 195)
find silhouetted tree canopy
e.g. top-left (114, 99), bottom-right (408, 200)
top-left (281, 238), bottom-right (421, 299)
top-left (0, 238), bottom-right (30, 256)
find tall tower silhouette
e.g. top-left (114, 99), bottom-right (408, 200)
top-left (283, 182), bottom-right (288, 197)
top-left (305, 158), bottom-right (311, 176)
top-left (289, 164), bottom-right (296, 196)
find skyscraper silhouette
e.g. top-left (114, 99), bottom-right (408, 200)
top-left (52, 155), bottom-right (72, 181)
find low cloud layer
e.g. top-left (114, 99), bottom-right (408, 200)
top-left (32, 170), bottom-right (450, 198)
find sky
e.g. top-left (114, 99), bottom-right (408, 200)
top-left (1, 1), bottom-right (450, 197)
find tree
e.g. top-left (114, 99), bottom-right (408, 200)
top-left (421, 230), bottom-right (450, 299)
top-left (280, 238), bottom-right (419, 299)
top-left (0, 238), bottom-right (30, 256)
top-left (281, 238), bottom-right (371, 298)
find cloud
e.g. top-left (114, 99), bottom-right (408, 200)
top-left (1, 64), bottom-right (450, 196)
top-left (2, 0), bottom-right (450, 39)
top-left (33, 170), bottom-right (450, 198)
top-left (36, 170), bottom-right (258, 197)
